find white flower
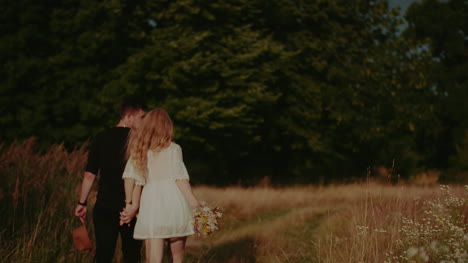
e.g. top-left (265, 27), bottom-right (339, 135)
top-left (407, 247), bottom-right (418, 258)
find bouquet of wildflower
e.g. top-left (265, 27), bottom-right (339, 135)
top-left (193, 202), bottom-right (223, 237)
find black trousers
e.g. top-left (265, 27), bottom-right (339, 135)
top-left (93, 205), bottom-right (142, 263)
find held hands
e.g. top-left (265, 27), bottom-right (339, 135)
top-left (119, 204), bottom-right (138, 226)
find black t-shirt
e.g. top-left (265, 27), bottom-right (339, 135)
top-left (85, 127), bottom-right (130, 212)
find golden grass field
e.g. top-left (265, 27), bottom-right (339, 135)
top-left (186, 183), bottom-right (467, 263)
top-left (0, 140), bottom-right (466, 262)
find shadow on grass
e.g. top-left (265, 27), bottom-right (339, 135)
top-left (191, 237), bottom-right (257, 263)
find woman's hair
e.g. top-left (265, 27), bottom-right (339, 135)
top-left (126, 108), bottom-right (173, 177)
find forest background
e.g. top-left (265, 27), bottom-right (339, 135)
top-left (1, 0), bottom-right (467, 185)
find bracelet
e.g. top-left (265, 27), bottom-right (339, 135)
top-left (78, 200), bottom-right (87, 206)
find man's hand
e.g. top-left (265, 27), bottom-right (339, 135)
top-left (75, 171), bottom-right (95, 224)
top-left (119, 204), bottom-right (138, 226)
top-left (75, 204), bottom-right (87, 224)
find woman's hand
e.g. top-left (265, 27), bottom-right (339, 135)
top-left (191, 200), bottom-right (202, 209)
top-left (119, 204), bottom-right (138, 226)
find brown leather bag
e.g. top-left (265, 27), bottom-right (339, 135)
top-left (72, 223), bottom-right (93, 252)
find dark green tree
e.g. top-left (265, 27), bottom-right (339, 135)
top-left (405, 0), bottom-right (468, 181)
top-left (108, 0), bottom-right (437, 183)
top-left (0, 0), bottom-right (156, 145)
top-left (0, 0), bottom-right (443, 184)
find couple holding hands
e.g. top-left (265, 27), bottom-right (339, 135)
top-left (75, 100), bottom-right (200, 263)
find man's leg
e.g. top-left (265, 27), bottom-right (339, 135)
top-left (93, 207), bottom-right (119, 263)
top-left (120, 218), bottom-right (142, 263)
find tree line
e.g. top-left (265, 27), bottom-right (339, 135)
top-left (1, 0), bottom-right (466, 184)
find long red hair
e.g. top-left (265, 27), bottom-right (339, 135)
top-left (126, 108), bottom-right (173, 177)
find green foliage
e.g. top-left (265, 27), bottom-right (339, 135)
top-left (404, 0), bottom-right (468, 172)
top-left (0, 0), bottom-right (459, 183)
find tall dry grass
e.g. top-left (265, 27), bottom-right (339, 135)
top-left (187, 183), bottom-right (466, 263)
top-left (0, 139), bottom-right (466, 263)
top-left (310, 184), bottom-right (457, 262)
top-left (0, 139), bottom-right (89, 263)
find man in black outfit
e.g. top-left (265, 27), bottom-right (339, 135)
top-left (75, 100), bottom-right (146, 263)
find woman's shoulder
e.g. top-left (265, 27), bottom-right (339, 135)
top-left (169, 142), bottom-right (183, 152)
top-left (150, 142), bottom-right (181, 155)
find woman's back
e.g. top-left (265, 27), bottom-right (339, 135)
top-left (147, 142), bottom-right (189, 182)
top-left (126, 142), bottom-right (194, 239)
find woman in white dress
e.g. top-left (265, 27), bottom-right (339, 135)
top-left (119, 108), bottom-right (201, 263)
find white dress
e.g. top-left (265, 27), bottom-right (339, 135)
top-left (122, 142), bottom-right (194, 239)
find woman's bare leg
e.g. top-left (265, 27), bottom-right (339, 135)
top-left (169, 236), bottom-right (187, 263)
top-left (145, 238), bottom-right (164, 263)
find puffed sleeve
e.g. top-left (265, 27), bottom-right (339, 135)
top-left (122, 158), bottom-right (146, 186)
top-left (174, 144), bottom-right (190, 180)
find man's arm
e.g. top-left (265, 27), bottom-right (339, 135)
top-left (74, 171), bottom-right (96, 223)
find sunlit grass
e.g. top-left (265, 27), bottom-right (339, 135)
top-left (188, 184), bottom-right (467, 263)
top-left (0, 140), bottom-right (466, 262)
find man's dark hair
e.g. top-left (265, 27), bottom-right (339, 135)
top-left (119, 97), bottom-right (146, 118)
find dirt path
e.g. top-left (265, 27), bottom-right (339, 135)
top-left (184, 205), bottom-right (343, 263)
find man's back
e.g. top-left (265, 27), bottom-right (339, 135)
top-left (75, 101), bottom-right (145, 263)
top-left (86, 127), bottom-right (130, 212)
